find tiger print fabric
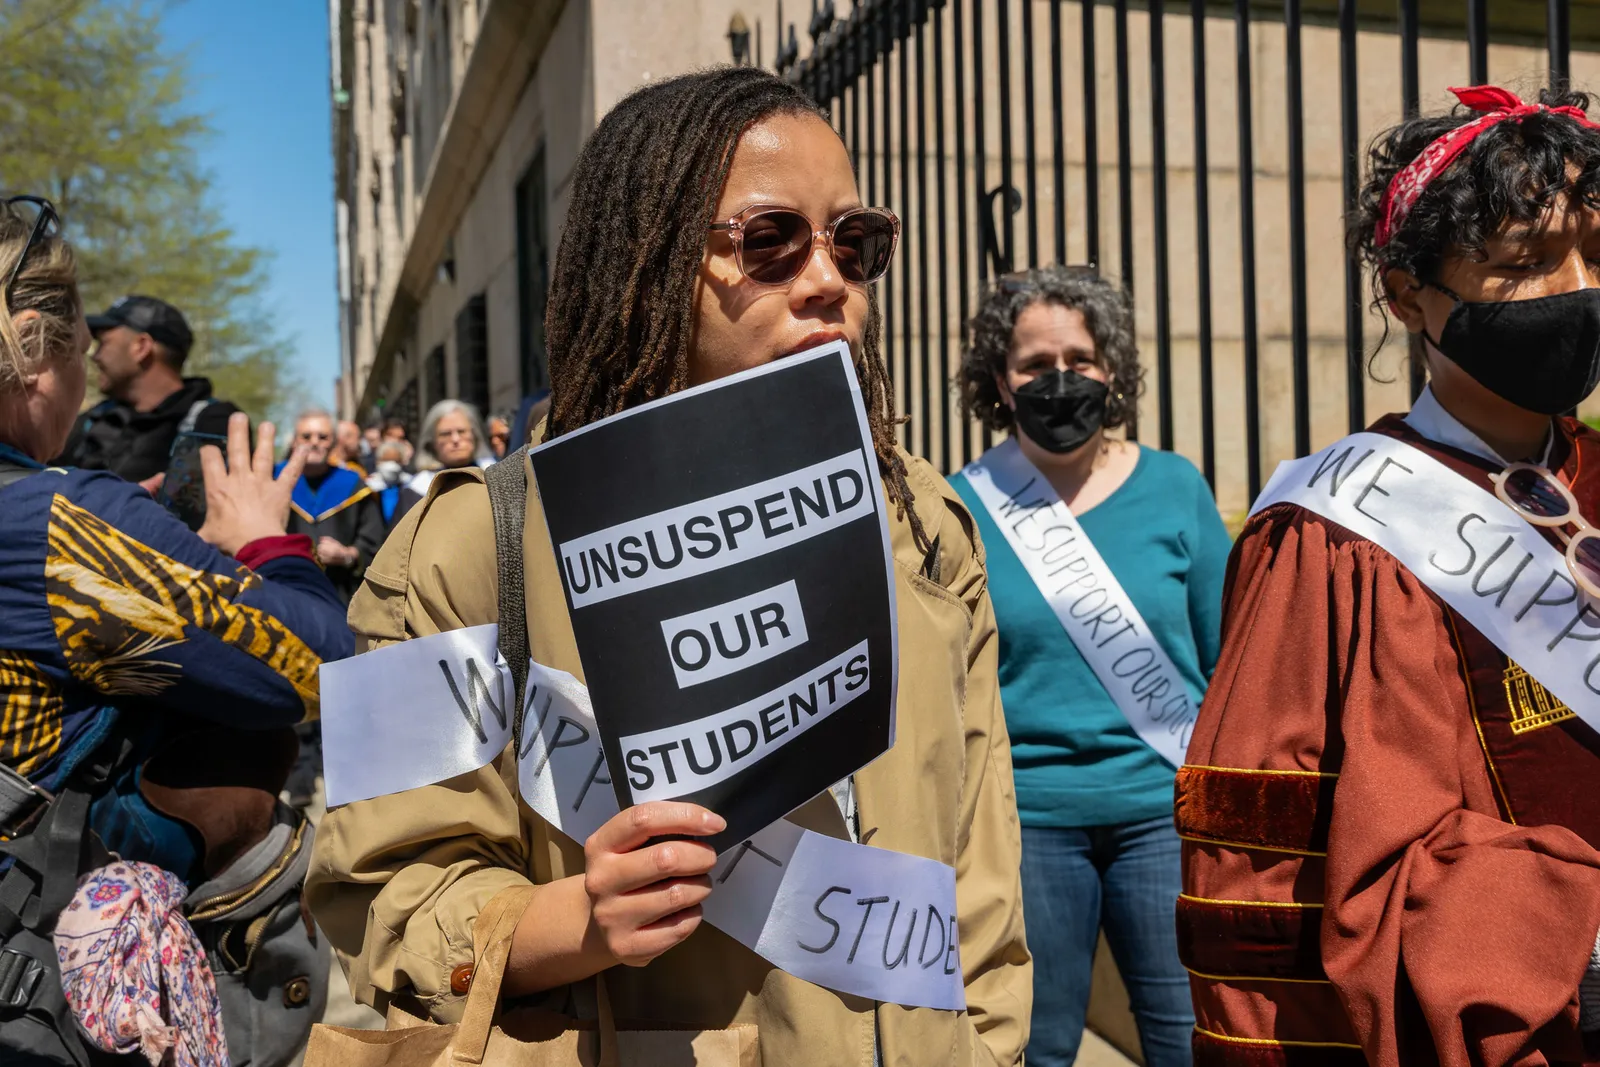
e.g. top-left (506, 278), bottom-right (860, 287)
top-left (0, 651), bottom-right (63, 779)
top-left (45, 495), bottom-right (322, 712)
top-left (0, 489), bottom-right (330, 782)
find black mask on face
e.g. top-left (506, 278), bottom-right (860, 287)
top-left (1009, 369), bottom-right (1110, 454)
top-left (1423, 282), bottom-right (1600, 416)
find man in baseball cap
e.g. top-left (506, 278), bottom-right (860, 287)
top-left (56, 295), bottom-right (241, 484)
top-left (85, 293), bottom-right (194, 355)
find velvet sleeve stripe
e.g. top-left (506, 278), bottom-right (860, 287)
top-left (1176, 765), bottom-right (1337, 855)
top-left (1177, 895), bottom-right (1328, 981)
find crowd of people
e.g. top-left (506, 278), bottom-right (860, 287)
top-left (1, 66), bottom-right (1599, 1067)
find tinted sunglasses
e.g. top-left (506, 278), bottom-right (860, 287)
top-left (1490, 462), bottom-right (1600, 598)
top-left (3, 196), bottom-right (59, 304)
top-left (709, 205), bottom-right (899, 287)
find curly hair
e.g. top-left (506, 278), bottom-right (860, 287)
top-left (542, 66), bottom-right (929, 554)
top-left (1348, 87), bottom-right (1600, 352)
top-left (957, 265), bottom-right (1142, 434)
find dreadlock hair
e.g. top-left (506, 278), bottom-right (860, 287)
top-left (542, 66), bottom-right (931, 555)
top-left (1348, 87), bottom-right (1600, 362)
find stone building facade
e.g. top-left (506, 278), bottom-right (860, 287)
top-left (329, 0), bottom-right (765, 435)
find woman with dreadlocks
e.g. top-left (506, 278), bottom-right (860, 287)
top-left (306, 68), bottom-right (1030, 1065)
top-left (1177, 85), bottom-right (1600, 1067)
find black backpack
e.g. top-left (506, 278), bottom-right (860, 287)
top-left (0, 725), bottom-right (130, 1066)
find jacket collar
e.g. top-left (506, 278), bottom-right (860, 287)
top-left (0, 442), bottom-right (43, 469)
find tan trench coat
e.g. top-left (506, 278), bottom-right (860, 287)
top-left (305, 448), bottom-right (1032, 1066)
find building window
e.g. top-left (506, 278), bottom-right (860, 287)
top-left (389, 378), bottom-right (420, 440)
top-left (439, 0), bottom-right (452, 88)
top-left (456, 293), bottom-right (489, 413)
top-left (516, 144), bottom-right (549, 394)
top-left (424, 344), bottom-right (446, 407)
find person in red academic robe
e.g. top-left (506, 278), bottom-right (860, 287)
top-left (1179, 85), bottom-right (1600, 1067)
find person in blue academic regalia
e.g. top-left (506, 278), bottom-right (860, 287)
top-left (277, 408), bottom-right (385, 605)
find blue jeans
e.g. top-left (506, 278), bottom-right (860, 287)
top-left (1021, 816), bottom-right (1193, 1067)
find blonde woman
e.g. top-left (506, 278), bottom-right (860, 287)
top-left (0, 196), bottom-right (352, 1063)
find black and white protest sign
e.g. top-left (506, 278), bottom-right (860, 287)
top-left (1253, 432), bottom-right (1600, 722)
top-left (318, 629), bottom-right (965, 1010)
top-left (529, 343), bottom-right (899, 850)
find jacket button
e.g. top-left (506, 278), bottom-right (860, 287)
top-left (450, 963), bottom-right (474, 995)
top-left (283, 976), bottom-right (311, 1007)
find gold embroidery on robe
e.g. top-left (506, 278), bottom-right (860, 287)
top-left (1503, 661), bottom-right (1575, 735)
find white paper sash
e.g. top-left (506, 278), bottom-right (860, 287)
top-left (960, 440), bottom-right (1195, 767)
top-left (319, 625), bottom-right (965, 1011)
top-left (1252, 432), bottom-right (1600, 723)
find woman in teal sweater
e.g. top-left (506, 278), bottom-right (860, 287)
top-left (948, 266), bottom-right (1230, 1067)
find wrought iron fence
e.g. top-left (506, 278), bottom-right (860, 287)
top-left (779, 0), bottom-right (1582, 512)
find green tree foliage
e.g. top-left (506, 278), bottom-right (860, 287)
top-left (0, 0), bottom-right (301, 420)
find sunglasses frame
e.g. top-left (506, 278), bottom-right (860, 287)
top-left (1490, 462), bottom-right (1600, 599)
top-left (709, 205), bottom-right (900, 288)
top-left (3, 196), bottom-right (59, 305)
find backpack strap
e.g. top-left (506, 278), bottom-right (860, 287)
top-left (0, 719), bottom-right (128, 1050)
top-left (483, 446), bottom-right (530, 750)
top-left (177, 398), bottom-right (213, 437)
top-left (0, 724), bottom-right (129, 938)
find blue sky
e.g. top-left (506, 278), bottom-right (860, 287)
top-left (162, 0), bottom-right (337, 409)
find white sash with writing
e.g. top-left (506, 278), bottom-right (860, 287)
top-left (960, 439), bottom-right (1195, 767)
top-left (319, 625), bottom-right (965, 1011)
top-left (1252, 432), bottom-right (1600, 722)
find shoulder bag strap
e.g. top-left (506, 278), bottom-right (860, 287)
top-left (478, 449), bottom-right (623, 1064)
top-left (483, 446), bottom-right (530, 750)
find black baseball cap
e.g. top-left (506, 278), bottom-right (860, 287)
top-left (86, 295), bottom-right (193, 357)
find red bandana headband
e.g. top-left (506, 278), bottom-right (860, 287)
top-left (1374, 84), bottom-right (1600, 250)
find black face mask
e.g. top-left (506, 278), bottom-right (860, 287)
top-left (1424, 283), bottom-right (1600, 415)
top-left (1009, 369), bottom-right (1110, 454)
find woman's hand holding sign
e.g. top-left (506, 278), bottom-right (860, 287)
top-left (505, 802), bottom-right (725, 994)
top-left (585, 802), bottom-right (726, 965)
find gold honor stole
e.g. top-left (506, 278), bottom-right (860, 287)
top-left (318, 626), bottom-right (965, 1012)
top-left (1252, 432), bottom-right (1600, 725)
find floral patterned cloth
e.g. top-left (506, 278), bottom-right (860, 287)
top-left (53, 861), bottom-right (230, 1067)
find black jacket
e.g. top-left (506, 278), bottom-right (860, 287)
top-left (56, 377), bottom-right (239, 482)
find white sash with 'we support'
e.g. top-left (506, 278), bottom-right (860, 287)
top-left (1251, 432), bottom-right (1600, 723)
top-left (960, 439), bottom-right (1195, 768)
